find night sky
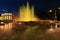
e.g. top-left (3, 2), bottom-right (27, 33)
top-left (0, 0), bottom-right (60, 14)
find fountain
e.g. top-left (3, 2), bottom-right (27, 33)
top-left (18, 2), bottom-right (36, 22)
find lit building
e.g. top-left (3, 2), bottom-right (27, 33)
top-left (0, 13), bottom-right (13, 31)
top-left (1, 13), bottom-right (13, 21)
top-left (0, 16), bottom-right (3, 20)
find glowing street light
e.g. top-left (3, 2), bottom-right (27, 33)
top-left (58, 7), bottom-right (60, 10)
top-left (46, 26), bottom-right (55, 33)
top-left (49, 10), bottom-right (52, 12)
top-left (48, 7), bottom-right (60, 29)
top-left (0, 22), bottom-right (4, 24)
top-left (48, 28), bottom-right (54, 31)
top-left (19, 22), bottom-right (22, 25)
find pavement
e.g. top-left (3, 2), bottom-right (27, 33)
top-left (0, 25), bottom-right (60, 40)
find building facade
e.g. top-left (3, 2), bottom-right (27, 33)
top-left (1, 13), bottom-right (13, 21)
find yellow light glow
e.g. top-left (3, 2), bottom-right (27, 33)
top-left (0, 26), bottom-right (4, 30)
top-left (47, 28), bottom-right (55, 33)
top-left (0, 23), bottom-right (13, 31)
top-left (18, 2), bottom-right (36, 22)
top-left (4, 23), bottom-right (12, 31)
top-left (48, 28), bottom-right (54, 31)
top-left (19, 23), bottom-right (22, 24)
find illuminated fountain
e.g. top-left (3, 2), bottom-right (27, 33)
top-left (18, 2), bottom-right (36, 22)
top-left (13, 2), bottom-right (39, 30)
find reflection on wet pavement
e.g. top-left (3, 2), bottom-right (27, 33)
top-left (0, 23), bottom-right (60, 40)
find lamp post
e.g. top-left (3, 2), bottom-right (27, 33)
top-left (54, 7), bottom-right (60, 20)
top-left (54, 10), bottom-right (57, 29)
top-left (48, 10), bottom-right (54, 29)
top-left (48, 9), bottom-right (53, 20)
top-left (49, 7), bottom-right (60, 29)
top-left (54, 7), bottom-right (60, 29)
top-left (49, 9), bottom-right (57, 28)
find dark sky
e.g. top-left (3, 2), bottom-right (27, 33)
top-left (0, 0), bottom-right (60, 14)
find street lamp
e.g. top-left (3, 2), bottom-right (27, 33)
top-left (58, 7), bottom-right (60, 10)
top-left (49, 7), bottom-right (60, 29)
top-left (48, 9), bottom-right (53, 20)
top-left (49, 10), bottom-right (52, 12)
top-left (49, 9), bottom-right (58, 28)
top-left (54, 7), bottom-right (60, 29)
